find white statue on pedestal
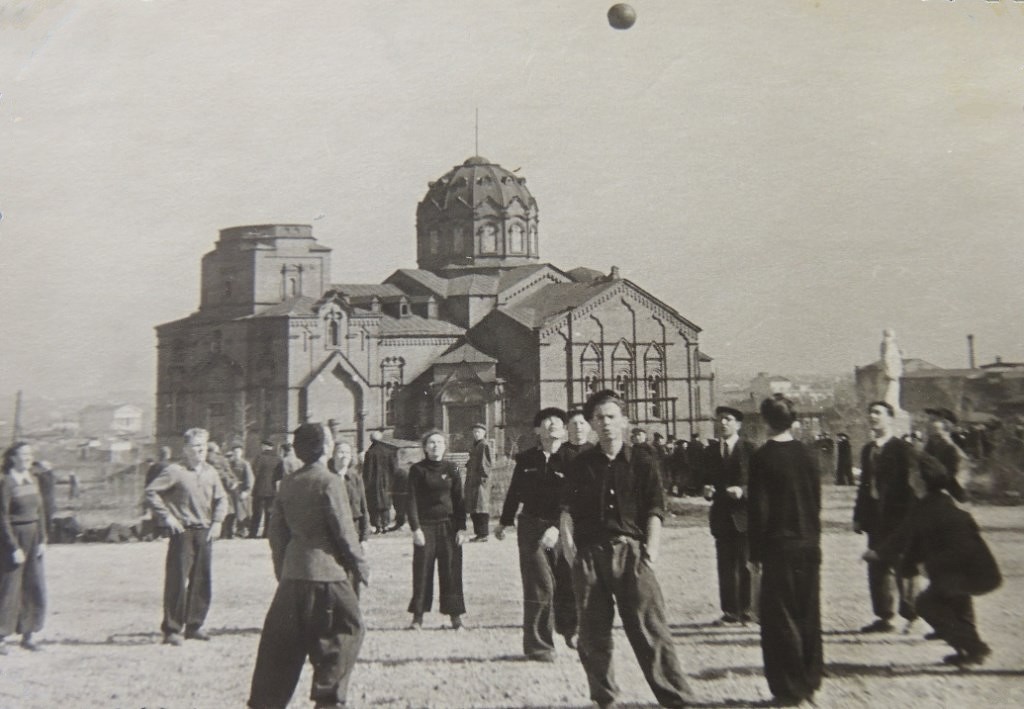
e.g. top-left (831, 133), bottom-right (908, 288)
top-left (881, 328), bottom-right (903, 410)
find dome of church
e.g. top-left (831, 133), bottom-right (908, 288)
top-left (417, 156), bottom-right (540, 273)
top-left (421, 156), bottom-right (535, 215)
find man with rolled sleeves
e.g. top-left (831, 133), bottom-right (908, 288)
top-left (703, 405), bottom-right (757, 625)
top-left (464, 423), bottom-right (494, 542)
top-left (248, 423), bottom-right (369, 709)
top-left (496, 407), bottom-right (578, 661)
top-left (560, 390), bottom-right (694, 709)
top-left (145, 428), bottom-right (228, 646)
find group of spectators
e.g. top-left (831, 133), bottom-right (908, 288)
top-left (0, 390), bottom-right (1005, 709)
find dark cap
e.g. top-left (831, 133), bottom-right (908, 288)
top-left (471, 422), bottom-right (488, 431)
top-left (533, 408), bottom-right (567, 427)
top-left (261, 439), bottom-right (274, 447)
top-left (631, 426), bottom-right (646, 435)
top-left (715, 406), bottom-right (744, 422)
top-left (924, 407), bottom-right (958, 425)
top-left (292, 423), bottom-right (327, 464)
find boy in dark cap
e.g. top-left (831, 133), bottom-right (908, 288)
top-left (866, 453), bottom-right (1000, 666)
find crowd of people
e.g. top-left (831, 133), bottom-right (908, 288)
top-left (0, 390), bottom-right (1004, 708)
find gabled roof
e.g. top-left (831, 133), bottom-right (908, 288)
top-left (378, 313), bottom-right (464, 337)
top-left (250, 296), bottom-right (318, 318)
top-left (501, 280), bottom-right (619, 329)
top-left (329, 283), bottom-right (406, 299)
top-left (566, 266), bottom-right (605, 283)
top-left (386, 269), bottom-right (450, 298)
top-left (445, 273), bottom-right (499, 297)
top-left (433, 342), bottom-right (498, 365)
top-left (497, 264), bottom-right (550, 291)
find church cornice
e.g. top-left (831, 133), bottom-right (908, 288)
top-left (538, 280), bottom-right (700, 341)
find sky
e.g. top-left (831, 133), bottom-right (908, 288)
top-left (1, 0), bottom-right (1022, 404)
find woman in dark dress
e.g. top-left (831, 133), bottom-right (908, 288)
top-left (406, 430), bottom-right (467, 630)
top-left (747, 397), bottom-right (823, 706)
top-left (0, 442), bottom-right (47, 653)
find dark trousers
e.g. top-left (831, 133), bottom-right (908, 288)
top-left (0, 522), bottom-right (46, 637)
top-left (162, 528), bottom-right (212, 635)
top-left (250, 496), bottom-right (274, 538)
top-left (248, 578), bottom-right (365, 709)
top-left (471, 512), bottom-right (490, 538)
top-left (369, 507), bottom-right (391, 532)
top-left (916, 585), bottom-right (983, 654)
top-left (760, 546), bottom-right (823, 703)
top-left (517, 514), bottom-right (577, 658)
top-left (408, 520), bottom-right (465, 617)
top-left (715, 534), bottom-right (753, 619)
top-left (866, 532), bottom-right (917, 621)
top-left (391, 474), bottom-right (408, 527)
top-left (573, 538), bottom-right (693, 708)
top-left (222, 513), bottom-right (237, 539)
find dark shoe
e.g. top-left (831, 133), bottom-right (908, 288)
top-left (470, 535), bottom-right (489, 542)
top-left (712, 613), bottom-right (742, 626)
top-left (185, 627), bottom-right (211, 641)
top-left (860, 619), bottom-right (895, 633)
top-left (163, 632), bottom-right (184, 646)
top-left (408, 614), bottom-right (423, 630)
top-left (527, 651), bottom-right (556, 662)
top-left (924, 631), bottom-right (942, 641)
top-left (565, 633), bottom-right (578, 649)
top-left (450, 614), bottom-right (465, 631)
top-left (957, 643), bottom-right (992, 667)
top-left (20, 636), bottom-right (40, 652)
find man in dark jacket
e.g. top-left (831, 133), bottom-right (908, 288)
top-left (362, 431), bottom-right (395, 534)
top-left (703, 406), bottom-right (757, 624)
top-left (464, 423), bottom-right (494, 542)
top-left (248, 423), bottom-right (369, 709)
top-left (250, 440), bottom-right (283, 539)
top-left (868, 454), bottom-right (1000, 666)
top-left (853, 401), bottom-right (918, 633)
top-left (923, 407), bottom-right (969, 503)
top-left (835, 433), bottom-right (854, 486)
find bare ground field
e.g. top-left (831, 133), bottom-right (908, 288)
top-left (1, 487), bottom-right (1023, 709)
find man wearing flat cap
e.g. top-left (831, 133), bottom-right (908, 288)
top-left (923, 408), bottom-right (968, 503)
top-left (464, 422), bottom-right (494, 542)
top-left (703, 405), bottom-right (757, 624)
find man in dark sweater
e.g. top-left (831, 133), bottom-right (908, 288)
top-left (748, 396), bottom-right (823, 707)
top-left (496, 407), bottom-right (577, 660)
top-left (560, 390), bottom-right (694, 709)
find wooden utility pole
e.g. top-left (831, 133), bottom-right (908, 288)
top-left (12, 389), bottom-right (23, 444)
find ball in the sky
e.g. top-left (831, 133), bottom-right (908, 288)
top-left (607, 4), bottom-right (637, 30)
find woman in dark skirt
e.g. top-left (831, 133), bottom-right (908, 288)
top-left (0, 442), bottom-right (47, 653)
top-left (747, 397), bottom-right (823, 706)
top-left (407, 430), bottom-right (467, 630)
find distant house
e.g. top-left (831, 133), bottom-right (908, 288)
top-left (79, 404), bottom-right (144, 437)
top-left (855, 357), bottom-right (1024, 424)
top-left (750, 372), bottom-right (793, 399)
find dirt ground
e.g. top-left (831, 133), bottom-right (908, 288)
top-left (1, 487), bottom-right (1022, 709)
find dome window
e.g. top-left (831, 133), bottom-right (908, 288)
top-left (508, 223), bottom-right (525, 254)
top-left (478, 223), bottom-right (498, 254)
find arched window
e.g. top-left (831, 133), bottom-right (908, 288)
top-left (381, 357), bottom-right (405, 427)
top-left (478, 223), bottom-right (497, 254)
top-left (289, 277), bottom-right (298, 297)
top-left (611, 339), bottom-right (633, 413)
top-left (580, 342), bottom-right (602, 400)
top-left (329, 319), bottom-right (340, 347)
top-left (508, 222), bottom-right (525, 253)
top-left (644, 343), bottom-right (665, 419)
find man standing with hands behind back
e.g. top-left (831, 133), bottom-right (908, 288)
top-left (145, 428), bottom-right (228, 646)
top-left (560, 390), bottom-right (693, 709)
top-left (703, 406), bottom-right (757, 625)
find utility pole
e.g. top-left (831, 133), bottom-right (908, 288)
top-left (12, 389), bottom-right (23, 444)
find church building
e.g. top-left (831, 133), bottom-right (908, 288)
top-left (155, 156), bottom-right (714, 455)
